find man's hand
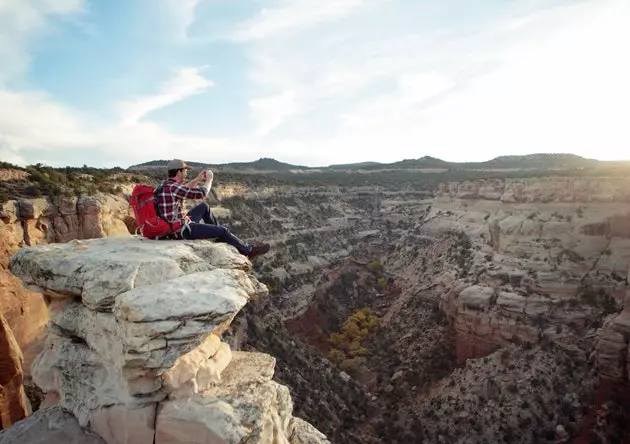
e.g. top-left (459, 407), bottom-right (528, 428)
top-left (199, 169), bottom-right (214, 194)
top-left (184, 170), bottom-right (206, 188)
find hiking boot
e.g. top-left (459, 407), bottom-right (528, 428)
top-left (248, 242), bottom-right (270, 259)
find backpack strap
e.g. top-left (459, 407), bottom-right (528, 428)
top-left (153, 181), bottom-right (178, 236)
top-left (153, 181), bottom-right (166, 217)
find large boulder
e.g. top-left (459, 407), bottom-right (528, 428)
top-left (0, 405), bottom-right (105, 444)
top-left (7, 237), bottom-right (329, 444)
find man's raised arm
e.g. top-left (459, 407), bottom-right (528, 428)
top-left (176, 169), bottom-right (213, 199)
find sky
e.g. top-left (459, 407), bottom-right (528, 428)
top-left (0, 0), bottom-right (629, 169)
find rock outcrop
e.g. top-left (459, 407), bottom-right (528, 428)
top-left (0, 194), bottom-right (134, 428)
top-left (0, 195), bottom-right (132, 252)
top-left (595, 291), bottom-right (630, 383)
top-left (0, 275), bottom-right (48, 374)
top-left (3, 237), bottom-right (328, 444)
top-left (411, 178), bottom-right (630, 364)
top-left (0, 405), bottom-right (105, 444)
top-left (0, 314), bottom-right (30, 429)
top-left (0, 194), bottom-right (133, 366)
top-left (437, 177), bottom-right (630, 203)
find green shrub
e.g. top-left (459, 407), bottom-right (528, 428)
top-left (376, 277), bottom-right (388, 290)
top-left (327, 308), bottom-right (379, 362)
top-left (367, 259), bottom-right (383, 272)
top-left (24, 185), bottom-right (42, 197)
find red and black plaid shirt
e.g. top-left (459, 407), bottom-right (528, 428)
top-left (155, 179), bottom-right (208, 225)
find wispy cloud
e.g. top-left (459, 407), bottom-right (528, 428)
top-left (1, 0), bottom-right (629, 169)
top-left (0, 86), bottom-right (258, 168)
top-left (118, 67), bottom-right (214, 126)
top-left (164, 0), bottom-right (202, 40)
top-left (0, 0), bottom-right (86, 83)
top-left (230, 0), bottom-right (387, 42)
top-left (0, 0), bottom-right (90, 165)
top-left (238, 0), bottom-right (630, 163)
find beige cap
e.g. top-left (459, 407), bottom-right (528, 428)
top-left (166, 159), bottom-right (191, 170)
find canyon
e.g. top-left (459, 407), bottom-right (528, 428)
top-left (1, 167), bottom-right (629, 443)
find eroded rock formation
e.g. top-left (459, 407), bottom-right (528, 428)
top-left (595, 290), bottom-right (630, 383)
top-left (0, 195), bottom-right (132, 250)
top-left (2, 237), bottom-right (328, 444)
top-left (415, 178), bottom-right (630, 363)
top-left (0, 194), bottom-right (133, 366)
top-left (0, 194), bottom-right (134, 425)
top-left (0, 405), bottom-right (106, 444)
top-left (0, 314), bottom-right (30, 429)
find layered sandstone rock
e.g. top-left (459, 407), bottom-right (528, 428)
top-left (0, 194), bottom-right (132, 368)
top-left (0, 314), bottom-right (30, 429)
top-left (399, 177), bottom-right (630, 363)
top-left (437, 177), bottom-right (630, 203)
top-left (0, 194), bottom-right (131, 252)
top-left (595, 292), bottom-right (630, 383)
top-left (430, 177), bottom-right (630, 280)
top-left (4, 237), bottom-right (328, 444)
top-left (0, 405), bottom-right (105, 444)
top-left (0, 275), bottom-right (48, 374)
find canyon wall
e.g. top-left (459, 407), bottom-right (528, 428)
top-left (0, 194), bottom-right (133, 429)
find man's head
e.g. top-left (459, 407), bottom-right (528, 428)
top-left (167, 159), bottom-right (191, 183)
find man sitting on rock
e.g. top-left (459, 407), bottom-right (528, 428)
top-left (155, 159), bottom-right (270, 259)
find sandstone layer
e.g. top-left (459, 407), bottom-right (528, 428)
top-left (418, 178), bottom-right (630, 365)
top-left (594, 291), bottom-right (630, 383)
top-left (0, 314), bottom-right (30, 429)
top-left (0, 194), bottom-right (134, 422)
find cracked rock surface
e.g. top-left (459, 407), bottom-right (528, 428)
top-left (2, 237), bottom-right (328, 444)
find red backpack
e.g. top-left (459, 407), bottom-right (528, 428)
top-left (129, 183), bottom-right (181, 239)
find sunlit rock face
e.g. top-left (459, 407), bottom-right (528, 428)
top-left (4, 237), bottom-right (329, 444)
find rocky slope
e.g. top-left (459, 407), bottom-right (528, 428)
top-left (413, 343), bottom-right (595, 443)
top-left (2, 173), bottom-right (630, 442)
top-left (2, 237), bottom-right (328, 444)
top-left (428, 177), bottom-right (630, 367)
top-left (212, 175), bottom-right (630, 442)
top-left (214, 176), bottom-right (630, 357)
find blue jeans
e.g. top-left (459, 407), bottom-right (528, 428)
top-left (182, 203), bottom-right (251, 256)
top-left (187, 202), bottom-right (219, 225)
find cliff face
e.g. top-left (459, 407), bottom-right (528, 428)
top-left (196, 176), bottom-right (630, 440)
top-left (0, 314), bottom-right (30, 430)
top-left (2, 174), bottom-right (630, 442)
top-left (0, 194), bottom-right (134, 430)
top-left (595, 291), bottom-right (630, 382)
top-left (2, 237), bottom-right (328, 444)
top-left (0, 194), bottom-right (132, 251)
top-left (420, 177), bottom-right (630, 364)
top-left (437, 176), bottom-right (630, 203)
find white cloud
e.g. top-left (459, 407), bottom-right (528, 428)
top-left (118, 67), bottom-right (214, 126)
top-left (0, 89), bottom-right (92, 150)
top-left (239, 0), bottom-right (630, 163)
top-left (164, 0), bottom-right (202, 40)
top-left (0, 0), bottom-right (92, 165)
top-left (0, 0), bottom-right (85, 83)
top-left (2, 0), bottom-right (629, 169)
top-left (0, 1), bottom-right (227, 168)
top-left (230, 0), bottom-right (386, 42)
top-left (249, 90), bottom-right (299, 136)
top-left (0, 87), bottom-right (259, 168)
